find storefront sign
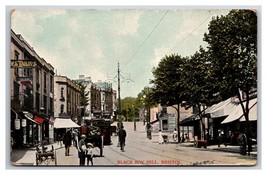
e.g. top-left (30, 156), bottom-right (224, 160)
top-left (11, 60), bottom-right (37, 68)
top-left (34, 115), bottom-right (44, 124)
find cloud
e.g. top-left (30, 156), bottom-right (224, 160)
top-left (116, 10), bottom-right (144, 36)
top-left (11, 9), bottom-right (43, 38)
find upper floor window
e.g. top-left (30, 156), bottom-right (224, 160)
top-left (60, 104), bottom-right (64, 113)
top-left (44, 72), bottom-right (47, 93)
top-left (50, 76), bottom-right (53, 93)
top-left (61, 87), bottom-right (64, 98)
top-left (14, 51), bottom-right (19, 75)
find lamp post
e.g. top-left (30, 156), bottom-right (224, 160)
top-left (143, 91), bottom-right (151, 140)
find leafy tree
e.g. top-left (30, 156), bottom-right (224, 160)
top-left (77, 82), bottom-right (89, 117)
top-left (151, 54), bottom-right (188, 142)
top-left (121, 97), bottom-right (137, 121)
top-left (203, 9), bottom-right (257, 153)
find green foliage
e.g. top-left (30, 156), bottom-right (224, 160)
top-left (203, 9), bottom-right (257, 97)
top-left (151, 54), bottom-right (187, 106)
top-left (77, 82), bottom-right (89, 116)
top-left (121, 97), bottom-right (139, 121)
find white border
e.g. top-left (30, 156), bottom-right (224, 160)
top-left (2, 1), bottom-right (266, 175)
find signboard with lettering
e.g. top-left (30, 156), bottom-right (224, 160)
top-left (11, 60), bottom-right (37, 68)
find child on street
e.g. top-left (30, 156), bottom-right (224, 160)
top-left (85, 143), bottom-right (94, 166)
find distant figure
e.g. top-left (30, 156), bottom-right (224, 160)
top-left (57, 133), bottom-right (63, 147)
top-left (72, 129), bottom-right (79, 148)
top-left (218, 129), bottom-right (226, 147)
top-left (173, 128), bottom-right (178, 142)
top-left (78, 134), bottom-right (87, 166)
top-left (63, 129), bottom-right (72, 156)
top-left (118, 125), bottom-right (127, 152)
top-left (85, 143), bottom-right (94, 166)
top-left (181, 134), bottom-right (185, 143)
top-left (158, 130), bottom-right (164, 144)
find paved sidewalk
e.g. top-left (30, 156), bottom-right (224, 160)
top-left (151, 132), bottom-right (257, 157)
top-left (10, 142), bottom-right (65, 166)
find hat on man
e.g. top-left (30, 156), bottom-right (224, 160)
top-left (81, 134), bottom-right (86, 138)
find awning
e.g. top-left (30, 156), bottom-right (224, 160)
top-left (221, 98), bottom-right (257, 124)
top-left (53, 118), bottom-right (81, 128)
top-left (180, 114), bottom-right (199, 126)
top-left (239, 102), bottom-right (257, 122)
top-left (205, 98), bottom-right (237, 118)
top-left (22, 111), bottom-right (41, 125)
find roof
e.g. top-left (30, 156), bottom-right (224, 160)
top-left (221, 98), bottom-right (257, 124)
top-left (205, 98), bottom-right (238, 118)
top-left (239, 102), bottom-right (257, 122)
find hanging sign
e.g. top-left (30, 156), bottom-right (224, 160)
top-left (22, 119), bottom-right (27, 127)
top-left (15, 119), bottom-right (20, 130)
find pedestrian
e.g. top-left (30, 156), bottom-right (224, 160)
top-left (78, 134), bottom-right (87, 166)
top-left (85, 142), bottom-right (94, 166)
top-left (72, 129), bottom-right (79, 148)
top-left (57, 133), bottom-right (63, 147)
top-left (118, 125), bottom-right (127, 152)
top-left (218, 129), bottom-right (226, 147)
top-left (63, 128), bottom-right (72, 156)
top-left (173, 128), bottom-right (178, 142)
top-left (158, 130), bottom-right (164, 144)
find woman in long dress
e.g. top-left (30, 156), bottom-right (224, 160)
top-left (158, 130), bottom-right (164, 144)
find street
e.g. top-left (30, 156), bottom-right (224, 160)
top-left (11, 121), bottom-right (257, 167)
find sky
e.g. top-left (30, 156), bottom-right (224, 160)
top-left (10, 8), bottom-right (232, 98)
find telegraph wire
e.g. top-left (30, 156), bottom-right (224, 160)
top-left (170, 9), bottom-right (219, 52)
top-left (121, 10), bottom-right (169, 71)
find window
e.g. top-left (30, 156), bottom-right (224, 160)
top-left (14, 51), bottom-right (19, 75)
top-left (50, 76), bottom-right (53, 93)
top-left (61, 87), bottom-right (64, 98)
top-left (44, 72), bottom-right (47, 93)
top-left (36, 68), bottom-right (40, 92)
top-left (60, 104), bottom-right (64, 113)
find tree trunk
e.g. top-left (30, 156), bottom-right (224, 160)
top-left (173, 104), bottom-right (181, 143)
top-left (237, 89), bottom-right (251, 155)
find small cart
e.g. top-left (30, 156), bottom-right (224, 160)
top-left (162, 134), bottom-right (169, 144)
top-left (35, 144), bottom-right (57, 166)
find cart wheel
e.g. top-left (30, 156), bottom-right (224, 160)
top-left (54, 151), bottom-right (57, 166)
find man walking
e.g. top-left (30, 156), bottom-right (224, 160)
top-left (78, 134), bottom-right (87, 166)
top-left (63, 129), bottom-right (72, 156)
top-left (118, 125), bottom-right (127, 152)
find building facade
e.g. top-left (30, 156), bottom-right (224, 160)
top-left (10, 29), bottom-right (55, 147)
top-left (74, 75), bottom-right (116, 119)
top-left (54, 76), bottom-right (81, 120)
top-left (95, 80), bottom-right (114, 119)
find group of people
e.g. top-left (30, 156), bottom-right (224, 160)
top-left (60, 128), bottom-right (94, 166)
top-left (60, 123), bottom-right (128, 166)
top-left (77, 134), bottom-right (94, 166)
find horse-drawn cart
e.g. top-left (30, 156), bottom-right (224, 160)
top-left (35, 144), bottom-right (57, 166)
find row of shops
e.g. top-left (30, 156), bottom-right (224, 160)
top-left (10, 108), bottom-right (80, 148)
top-left (180, 97), bottom-right (257, 146)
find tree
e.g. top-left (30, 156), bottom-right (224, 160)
top-left (121, 97), bottom-right (136, 121)
top-left (203, 9), bottom-right (257, 153)
top-left (151, 54), bottom-right (188, 142)
top-left (78, 82), bottom-right (89, 117)
top-left (181, 46), bottom-right (224, 141)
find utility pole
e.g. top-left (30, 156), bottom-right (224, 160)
top-left (117, 62), bottom-right (121, 116)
